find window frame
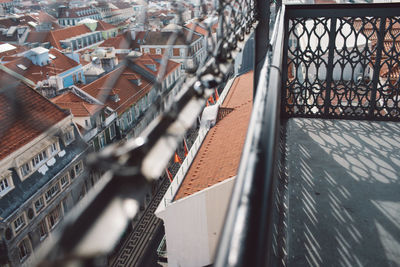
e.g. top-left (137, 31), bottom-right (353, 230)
top-left (13, 214), bottom-right (26, 234)
top-left (34, 196), bottom-right (45, 213)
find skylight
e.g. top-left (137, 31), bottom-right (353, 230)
top-left (17, 64), bottom-right (27, 70)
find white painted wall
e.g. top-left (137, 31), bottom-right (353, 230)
top-left (156, 177), bottom-right (235, 267)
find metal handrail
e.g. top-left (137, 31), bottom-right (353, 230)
top-left (214, 4), bottom-right (286, 266)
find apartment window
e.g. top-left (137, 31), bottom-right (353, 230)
top-left (70, 168), bottom-right (76, 180)
top-left (156, 48), bottom-right (162, 55)
top-left (18, 238), bottom-right (30, 261)
top-left (180, 48), bottom-right (186, 57)
top-left (73, 73), bottom-right (77, 83)
top-left (38, 220), bottom-right (47, 240)
top-left (34, 196), bottom-right (45, 213)
top-left (99, 133), bottom-right (106, 149)
top-left (64, 130), bottom-right (74, 145)
top-left (50, 142), bottom-right (58, 155)
top-left (127, 111), bottom-right (132, 124)
top-left (13, 214), bottom-right (25, 233)
top-left (60, 174), bottom-right (69, 188)
top-left (32, 150), bottom-right (47, 168)
top-left (0, 177), bottom-right (9, 192)
top-left (74, 161), bottom-right (83, 175)
top-left (109, 123), bottom-right (116, 139)
top-left (47, 204), bottom-right (62, 229)
top-left (45, 183), bottom-right (60, 203)
top-left (143, 48), bottom-right (149, 53)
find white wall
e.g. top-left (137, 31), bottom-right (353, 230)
top-left (156, 177), bottom-right (235, 267)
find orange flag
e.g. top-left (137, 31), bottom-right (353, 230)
top-left (215, 88), bottom-right (219, 101)
top-left (208, 95), bottom-right (215, 104)
top-left (183, 138), bottom-right (189, 157)
top-left (174, 152), bottom-right (182, 164)
top-left (165, 168), bottom-right (173, 182)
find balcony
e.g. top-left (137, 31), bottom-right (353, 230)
top-left (216, 3), bottom-right (400, 267)
top-left (34, 2), bottom-right (400, 267)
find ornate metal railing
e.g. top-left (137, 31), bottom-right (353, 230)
top-left (282, 4), bottom-right (400, 121)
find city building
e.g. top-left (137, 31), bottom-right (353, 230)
top-left (130, 27), bottom-right (206, 70)
top-left (3, 47), bottom-right (85, 97)
top-left (155, 71), bottom-right (253, 267)
top-left (0, 71), bottom-right (89, 267)
top-left (52, 89), bottom-right (118, 151)
top-left (56, 5), bottom-right (101, 27)
top-left (80, 53), bottom-right (182, 138)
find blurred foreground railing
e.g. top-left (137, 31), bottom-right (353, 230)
top-left (34, 0), bottom-right (258, 265)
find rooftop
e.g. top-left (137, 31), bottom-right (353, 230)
top-left (0, 71), bottom-right (68, 161)
top-left (4, 48), bottom-right (80, 83)
top-left (174, 71), bottom-right (253, 200)
top-left (52, 91), bottom-right (103, 117)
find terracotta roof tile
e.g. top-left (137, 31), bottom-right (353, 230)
top-left (4, 48), bottom-right (80, 84)
top-left (100, 33), bottom-right (130, 49)
top-left (52, 92), bottom-right (103, 117)
top-left (96, 20), bottom-right (116, 31)
top-left (174, 71), bottom-right (254, 201)
top-left (0, 71), bottom-right (68, 161)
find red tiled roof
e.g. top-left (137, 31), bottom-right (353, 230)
top-left (81, 66), bottom-right (153, 115)
top-left (47, 24), bottom-right (92, 49)
top-left (100, 33), bottom-right (130, 49)
top-left (174, 71), bottom-right (254, 200)
top-left (52, 91), bottom-right (103, 117)
top-left (0, 71), bottom-right (68, 161)
top-left (96, 20), bottom-right (116, 31)
top-left (185, 22), bottom-right (208, 36)
top-left (4, 48), bottom-right (80, 84)
top-left (132, 53), bottom-right (180, 77)
top-left (81, 54), bottom-right (179, 115)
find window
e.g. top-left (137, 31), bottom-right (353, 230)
top-left (13, 214), bottom-right (25, 233)
top-left (60, 174), bottom-right (69, 188)
top-left (0, 177), bottom-right (9, 192)
top-left (143, 48), bottom-right (149, 53)
top-left (156, 48), bottom-right (162, 55)
top-left (180, 48), bottom-right (186, 57)
top-left (50, 142), bottom-right (58, 155)
top-left (47, 204), bottom-right (62, 229)
top-left (73, 73), bottom-right (77, 83)
top-left (127, 111), bottom-right (132, 124)
top-left (109, 123), bottom-right (116, 139)
top-left (99, 133), bottom-right (106, 149)
top-left (38, 220), bottom-right (47, 240)
top-left (45, 183), bottom-right (60, 203)
top-left (18, 238), bottom-right (30, 261)
top-left (32, 150), bottom-right (47, 168)
top-left (74, 161), bottom-right (83, 175)
top-left (20, 163), bottom-right (31, 177)
top-left (34, 197), bottom-right (44, 213)
top-left (70, 168), bottom-right (75, 179)
top-left (64, 130), bottom-right (74, 145)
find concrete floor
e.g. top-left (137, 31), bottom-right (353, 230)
top-left (285, 118), bottom-right (400, 267)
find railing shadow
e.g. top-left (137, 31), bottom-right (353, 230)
top-left (285, 118), bottom-right (400, 266)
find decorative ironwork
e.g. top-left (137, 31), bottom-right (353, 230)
top-left (282, 5), bottom-right (400, 121)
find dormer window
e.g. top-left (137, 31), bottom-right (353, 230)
top-left (49, 142), bottom-right (58, 155)
top-left (156, 48), bottom-right (162, 55)
top-left (20, 163), bottom-right (31, 177)
top-left (31, 150), bottom-right (47, 168)
top-left (0, 172), bottom-right (13, 196)
top-left (63, 128), bottom-right (75, 146)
